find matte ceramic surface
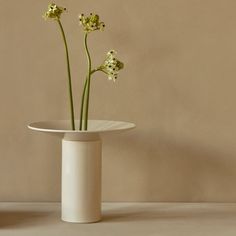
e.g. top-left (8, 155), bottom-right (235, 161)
top-left (62, 139), bottom-right (102, 223)
top-left (28, 120), bottom-right (135, 223)
top-left (28, 120), bottom-right (135, 141)
top-left (29, 120), bottom-right (135, 134)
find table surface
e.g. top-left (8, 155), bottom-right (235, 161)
top-left (0, 202), bottom-right (236, 236)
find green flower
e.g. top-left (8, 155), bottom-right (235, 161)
top-left (100, 50), bottom-right (124, 82)
top-left (43, 3), bottom-right (66, 20)
top-left (78, 13), bottom-right (105, 32)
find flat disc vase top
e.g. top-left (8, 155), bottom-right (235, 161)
top-left (28, 120), bottom-right (135, 223)
top-left (28, 120), bottom-right (135, 140)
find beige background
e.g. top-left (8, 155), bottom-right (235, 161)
top-left (0, 0), bottom-right (236, 202)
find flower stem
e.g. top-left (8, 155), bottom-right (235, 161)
top-left (83, 33), bottom-right (92, 130)
top-left (79, 69), bottom-right (100, 130)
top-left (57, 19), bottom-right (75, 130)
top-left (79, 77), bottom-right (87, 130)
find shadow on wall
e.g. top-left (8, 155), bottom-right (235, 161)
top-left (104, 127), bottom-right (236, 202)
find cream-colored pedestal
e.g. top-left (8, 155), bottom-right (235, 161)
top-left (28, 120), bottom-right (135, 223)
top-left (62, 138), bottom-right (102, 223)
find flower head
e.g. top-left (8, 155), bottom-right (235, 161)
top-left (78, 13), bottom-right (105, 33)
top-left (100, 50), bottom-right (124, 82)
top-left (43, 3), bottom-right (66, 20)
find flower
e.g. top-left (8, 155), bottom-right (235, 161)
top-left (78, 13), bottom-right (105, 33)
top-left (100, 50), bottom-right (124, 82)
top-left (43, 3), bottom-right (66, 20)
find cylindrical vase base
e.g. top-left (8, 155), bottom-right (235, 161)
top-left (61, 138), bottom-right (102, 223)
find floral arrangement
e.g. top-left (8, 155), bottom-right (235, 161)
top-left (43, 3), bottom-right (124, 130)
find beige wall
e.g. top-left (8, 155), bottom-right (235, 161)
top-left (0, 0), bottom-right (236, 202)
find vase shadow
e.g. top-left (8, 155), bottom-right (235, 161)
top-left (0, 211), bottom-right (53, 228)
top-left (102, 203), bottom-right (236, 223)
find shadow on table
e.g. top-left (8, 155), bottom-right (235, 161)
top-left (0, 211), bottom-right (52, 228)
top-left (102, 203), bottom-right (236, 223)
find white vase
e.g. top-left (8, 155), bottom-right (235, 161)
top-left (28, 120), bottom-right (135, 223)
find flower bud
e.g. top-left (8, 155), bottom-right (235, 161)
top-left (100, 50), bottom-right (124, 82)
top-left (78, 13), bottom-right (105, 33)
top-left (43, 3), bottom-right (66, 20)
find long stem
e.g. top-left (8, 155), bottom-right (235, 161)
top-left (79, 77), bottom-right (87, 130)
top-left (57, 19), bottom-right (75, 130)
top-left (83, 33), bottom-right (92, 130)
top-left (79, 69), bottom-right (101, 130)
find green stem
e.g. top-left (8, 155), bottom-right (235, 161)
top-left (79, 68), bottom-right (102, 130)
top-left (91, 68), bottom-right (100, 74)
top-left (57, 19), bottom-right (75, 130)
top-left (83, 33), bottom-right (92, 130)
top-left (79, 77), bottom-right (87, 130)
top-left (79, 69), bottom-right (100, 130)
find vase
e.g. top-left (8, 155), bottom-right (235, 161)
top-left (28, 120), bottom-right (135, 223)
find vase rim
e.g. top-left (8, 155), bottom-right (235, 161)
top-left (28, 120), bottom-right (136, 136)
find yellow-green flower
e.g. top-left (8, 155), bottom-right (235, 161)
top-left (100, 50), bottom-right (124, 82)
top-left (78, 13), bottom-right (105, 33)
top-left (43, 3), bottom-right (66, 20)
